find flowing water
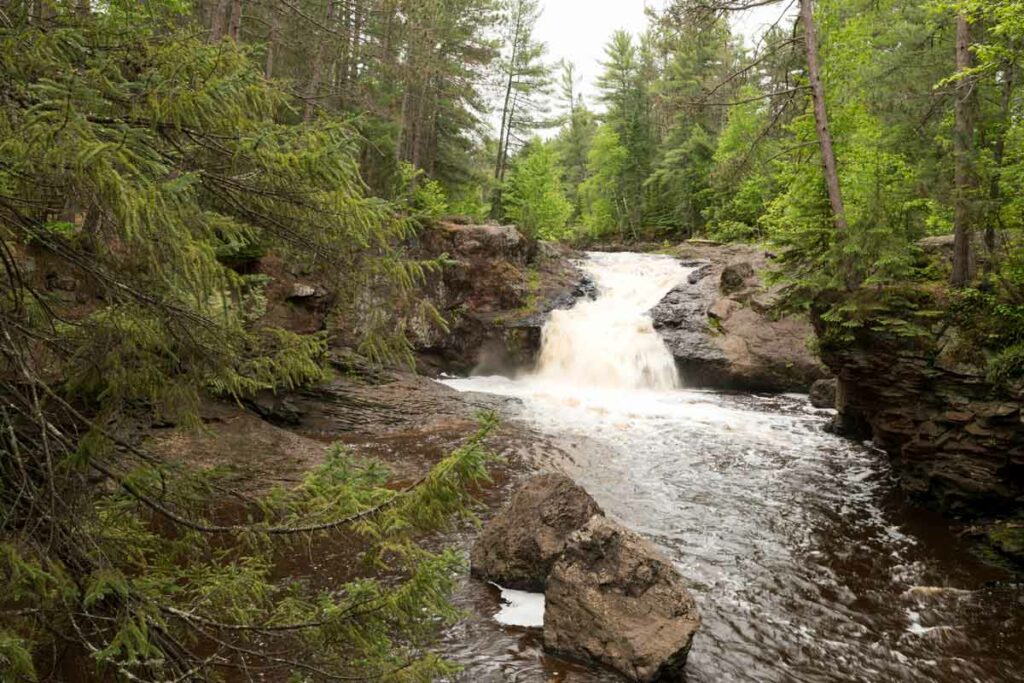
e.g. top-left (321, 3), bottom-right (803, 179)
top-left (442, 252), bottom-right (1024, 682)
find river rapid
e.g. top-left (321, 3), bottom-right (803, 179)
top-left (441, 252), bottom-right (1024, 682)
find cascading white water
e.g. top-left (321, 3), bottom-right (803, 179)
top-left (532, 252), bottom-right (686, 390)
top-left (441, 253), bottom-right (1021, 683)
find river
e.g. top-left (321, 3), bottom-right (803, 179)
top-left (441, 252), bottom-right (1024, 682)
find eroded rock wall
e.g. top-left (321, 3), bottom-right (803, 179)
top-left (410, 222), bottom-right (594, 375)
top-left (820, 326), bottom-right (1024, 518)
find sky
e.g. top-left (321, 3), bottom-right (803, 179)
top-left (534, 0), bottom-right (797, 106)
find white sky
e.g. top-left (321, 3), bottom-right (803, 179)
top-left (535, 0), bottom-right (796, 107)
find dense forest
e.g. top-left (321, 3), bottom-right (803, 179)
top-left (1, 0), bottom-right (1023, 681)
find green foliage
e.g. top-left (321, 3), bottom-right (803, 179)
top-left (0, 631), bottom-right (35, 683)
top-left (397, 162), bottom-right (450, 223)
top-left (504, 141), bottom-right (573, 239)
top-left (592, 31), bottom-right (657, 237)
top-left (579, 126), bottom-right (630, 239)
top-left (948, 289), bottom-right (1024, 386)
top-left (0, 4), bottom-right (490, 680)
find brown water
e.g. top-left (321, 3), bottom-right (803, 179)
top-left (440, 252), bottom-right (1024, 683)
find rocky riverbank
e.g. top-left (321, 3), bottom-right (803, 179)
top-left (818, 319), bottom-right (1024, 565)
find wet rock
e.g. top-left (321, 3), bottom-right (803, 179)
top-left (471, 473), bottom-right (602, 592)
top-left (411, 223), bottom-right (593, 375)
top-left (720, 261), bottom-right (754, 294)
top-left (651, 245), bottom-right (827, 393)
top-left (686, 262), bottom-right (714, 285)
top-left (818, 319), bottom-right (1024, 518)
top-left (809, 378), bottom-right (838, 409)
top-left (544, 516), bottom-right (701, 682)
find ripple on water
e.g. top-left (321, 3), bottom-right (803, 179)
top-left (438, 252), bottom-right (1023, 682)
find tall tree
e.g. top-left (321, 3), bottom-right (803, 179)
top-left (594, 30), bottom-right (657, 236)
top-left (493, 0), bottom-right (552, 187)
top-left (800, 0), bottom-right (849, 240)
top-left (951, 12), bottom-right (978, 287)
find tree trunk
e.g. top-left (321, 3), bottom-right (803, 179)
top-left (209, 0), bottom-right (230, 43)
top-left (304, 0), bottom-right (339, 123)
top-left (984, 58), bottom-right (1014, 272)
top-left (495, 9), bottom-right (523, 181)
top-left (227, 0), bottom-right (243, 41)
top-left (951, 13), bottom-right (976, 288)
top-left (265, 4), bottom-right (279, 78)
top-left (349, 0), bottom-right (364, 86)
top-left (800, 0), bottom-right (848, 242)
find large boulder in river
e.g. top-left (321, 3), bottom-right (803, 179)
top-left (651, 242), bottom-right (828, 392)
top-left (471, 473), bottom-right (602, 591)
top-left (544, 516), bottom-right (701, 682)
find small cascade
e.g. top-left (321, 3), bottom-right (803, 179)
top-left (533, 252), bottom-right (686, 391)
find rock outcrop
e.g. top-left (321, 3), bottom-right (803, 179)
top-left (544, 516), bottom-right (701, 683)
top-left (411, 222), bottom-right (595, 375)
top-left (820, 324), bottom-right (1024, 518)
top-left (651, 243), bottom-right (827, 392)
top-left (809, 378), bottom-right (838, 409)
top-left (471, 473), bottom-right (602, 591)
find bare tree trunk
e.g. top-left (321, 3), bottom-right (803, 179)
top-left (209, 0), bottom-right (230, 43)
top-left (304, 0), bottom-right (339, 123)
top-left (984, 58), bottom-right (1014, 273)
top-left (227, 0), bottom-right (243, 42)
top-left (348, 0), bottom-right (364, 94)
top-left (494, 8), bottom-right (523, 181)
top-left (265, 3), bottom-right (279, 78)
top-left (800, 0), bottom-right (848, 239)
top-left (951, 13), bottom-right (976, 288)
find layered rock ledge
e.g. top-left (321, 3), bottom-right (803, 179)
top-left (820, 324), bottom-right (1024, 521)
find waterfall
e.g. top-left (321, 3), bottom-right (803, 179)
top-left (533, 252), bottom-right (686, 391)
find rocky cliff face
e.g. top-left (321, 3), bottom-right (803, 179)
top-left (651, 242), bottom-right (828, 393)
top-left (410, 221), bottom-right (593, 375)
top-left (820, 325), bottom-right (1024, 520)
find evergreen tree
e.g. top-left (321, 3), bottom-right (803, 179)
top-left (504, 140), bottom-right (573, 240)
top-left (552, 60), bottom-right (597, 220)
top-left (592, 31), bottom-right (657, 237)
top-left (0, 3), bottom-right (492, 679)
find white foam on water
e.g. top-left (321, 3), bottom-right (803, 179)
top-left (492, 585), bottom-right (545, 629)
top-left (532, 251), bottom-right (686, 391)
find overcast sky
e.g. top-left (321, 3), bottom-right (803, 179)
top-left (534, 0), bottom-right (796, 106)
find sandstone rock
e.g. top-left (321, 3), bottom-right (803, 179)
top-left (410, 224), bottom-right (594, 375)
top-left (809, 378), bottom-right (838, 409)
top-left (651, 246), bottom-right (827, 393)
top-left (819, 322), bottom-right (1024, 518)
top-left (246, 390), bottom-right (305, 425)
top-left (720, 261), bottom-right (755, 294)
top-left (544, 516), bottom-right (701, 682)
top-left (471, 473), bottom-right (602, 592)
top-left (708, 297), bottom-right (737, 321)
